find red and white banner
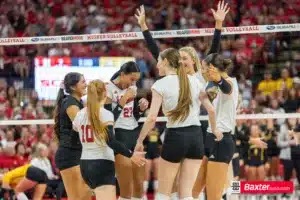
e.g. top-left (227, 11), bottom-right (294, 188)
top-left (231, 181), bottom-right (294, 194)
top-left (0, 23), bottom-right (299, 46)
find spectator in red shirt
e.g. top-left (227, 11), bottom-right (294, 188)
top-left (22, 104), bottom-right (37, 120)
top-left (13, 142), bottom-right (28, 167)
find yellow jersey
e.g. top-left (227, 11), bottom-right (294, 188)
top-left (2, 164), bottom-right (31, 188)
top-left (277, 78), bottom-right (293, 90)
top-left (257, 80), bottom-right (277, 96)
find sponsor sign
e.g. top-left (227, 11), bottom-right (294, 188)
top-left (61, 35), bottom-right (84, 41)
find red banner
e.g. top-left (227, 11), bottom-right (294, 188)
top-left (239, 181), bottom-right (294, 194)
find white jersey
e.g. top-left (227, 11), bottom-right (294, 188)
top-left (194, 72), bottom-right (207, 87)
top-left (106, 81), bottom-right (138, 130)
top-left (152, 74), bottom-right (204, 128)
top-left (73, 107), bottom-right (115, 161)
top-left (207, 77), bottom-right (239, 133)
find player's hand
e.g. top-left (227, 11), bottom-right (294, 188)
top-left (207, 66), bottom-right (222, 83)
top-left (289, 139), bottom-right (297, 146)
top-left (135, 5), bottom-right (148, 30)
top-left (211, 0), bottom-right (230, 22)
top-left (139, 98), bottom-right (149, 112)
top-left (265, 163), bottom-right (270, 170)
top-left (131, 151), bottom-right (147, 167)
top-left (124, 88), bottom-right (136, 100)
top-left (213, 129), bottom-right (223, 141)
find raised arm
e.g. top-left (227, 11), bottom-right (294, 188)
top-left (135, 5), bottom-right (160, 61)
top-left (207, 1), bottom-right (230, 55)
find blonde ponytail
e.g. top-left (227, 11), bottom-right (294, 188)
top-left (168, 66), bottom-right (192, 123)
top-left (87, 80), bottom-right (108, 143)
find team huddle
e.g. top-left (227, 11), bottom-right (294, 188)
top-left (0, 1), bottom-right (271, 200)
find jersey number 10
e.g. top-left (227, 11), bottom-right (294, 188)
top-left (81, 125), bottom-right (94, 143)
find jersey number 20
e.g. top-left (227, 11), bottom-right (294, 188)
top-left (81, 125), bottom-right (94, 143)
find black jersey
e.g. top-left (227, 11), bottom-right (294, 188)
top-left (58, 95), bottom-right (84, 149)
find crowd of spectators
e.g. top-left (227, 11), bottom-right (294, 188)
top-left (0, 0), bottom-right (299, 199)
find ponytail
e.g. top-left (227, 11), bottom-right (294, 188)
top-left (110, 70), bottom-right (121, 81)
top-left (87, 80), bottom-right (108, 143)
top-left (168, 62), bottom-right (192, 123)
top-left (160, 48), bottom-right (192, 123)
top-left (53, 88), bottom-right (65, 143)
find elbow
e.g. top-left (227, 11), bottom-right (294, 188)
top-left (207, 107), bottom-right (216, 116)
top-left (146, 115), bottom-right (157, 124)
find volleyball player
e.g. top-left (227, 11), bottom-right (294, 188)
top-left (0, 164), bottom-right (47, 200)
top-left (192, 53), bottom-right (237, 200)
top-left (134, 48), bottom-right (222, 200)
top-left (245, 124), bottom-right (268, 181)
top-left (105, 61), bottom-right (149, 200)
top-left (197, 53), bottom-right (267, 200)
top-left (143, 127), bottom-right (162, 198)
top-left (135, 3), bottom-right (229, 199)
top-left (54, 72), bottom-right (91, 200)
top-left (72, 79), bottom-right (146, 200)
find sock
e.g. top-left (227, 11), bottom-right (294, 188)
top-left (199, 192), bottom-right (205, 200)
top-left (180, 197), bottom-right (193, 200)
top-left (155, 193), bottom-right (169, 200)
top-left (170, 192), bottom-right (179, 200)
top-left (143, 181), bottom-right (149, 193)
top-left (153, 180), bottom-right (158, 190)
top-left (118, 198), bottom-right (131, 200)
top-left (16, 193), bottom-right (29, 200)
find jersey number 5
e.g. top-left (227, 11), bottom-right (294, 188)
top-left (81, 125), bottom-right (94, 143)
